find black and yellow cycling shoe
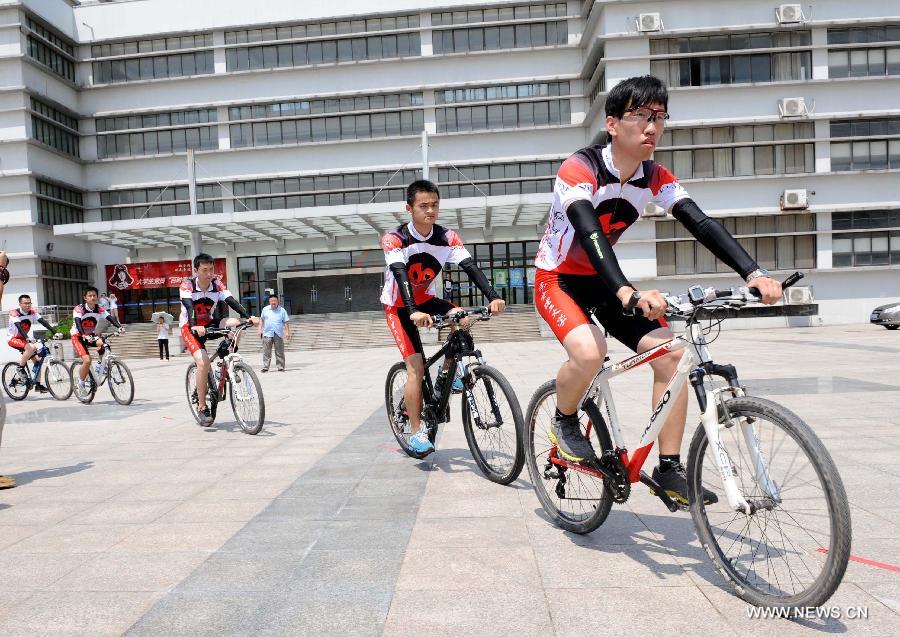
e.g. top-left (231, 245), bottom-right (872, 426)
top-left (650, 463), bottom-right (718, 506)
top-left (548, 415), bottom-right (596, 463)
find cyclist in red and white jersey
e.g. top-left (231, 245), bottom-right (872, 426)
top-left (72, 285), bottom-right (123, 396)
top-left (382, 180), bottom-right (505, 456)
top-left (7, 294), bottom-right (58, 392)
top-left (180, 253), bottom-right (259, 425)
top-left (535, 76), bottom-right (782, 505)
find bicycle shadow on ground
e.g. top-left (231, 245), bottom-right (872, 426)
top-left (199, 418), bottom-right (292, 436)
top-left (428, 446), bottom-right (531, 489)
top-left (9, 461), bottom-right (94, 486)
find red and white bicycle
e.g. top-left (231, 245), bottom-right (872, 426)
top-left (523, 272), bottom-right (851, 609)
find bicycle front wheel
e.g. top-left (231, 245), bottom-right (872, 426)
top-left (185, 363), bottom-right (217, 425)
top-left (44, 360), bottom-right (73, 400)
top-left (523, 380), bottom-right (612, 534)
top-left (2, 362), bottom-right (29, 401)
top-left (229, 362), bottom-right (265, 434)
top-left (688, 396), bottom-right (851, 608)
top-left (107, 360), bottom-right (134, 405)
top-left (69, 361), bottom-right (96, 404)
top-left (461, 364), bottom-right (524, 485)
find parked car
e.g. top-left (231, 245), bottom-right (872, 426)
top-left (870, 302), bottom-right (900, 330)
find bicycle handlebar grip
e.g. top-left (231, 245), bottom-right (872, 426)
top-left (781, 271), bottom-right (804, 289)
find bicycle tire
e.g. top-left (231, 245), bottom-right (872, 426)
top-left (44, 360), bottom-right (73, 401)
top-left (107, 360), bottom-right (134, 406)
top-left (522, 380), bottom-right (613, 534)
top-left (229, 361), bottom-right (265, 435)
top-left (461, 364), bottom-right (524, 485)
top-left (1, 362), bottom-right (29, 401)
top-left (385, 361), bottom-right (436, 459)
top-left (185, 362), bottom-right (218, 425)
top-left (688, 396), bottom-right (851, 608)
top-left (69, 361), bottom-right (96, 404)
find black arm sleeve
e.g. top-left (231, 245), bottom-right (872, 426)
top-left (671, 199), bottom-right (758, 279)
top-left (14, 322), bottom-right (29, 340)
top-left (38, 317), bottom-right (55, 333)
top-left (389, 263), bottom-right (417, 312)
top-left (566, 199), bottom-right (632, 295)
top-left (106, 313), bottom-right (122, 329)
top-left (224, 296), bottom-right (252, 319)
top-left (181, 298), bottom-right (196, 327)
top-left (458, 258), bottom-right (501, 302)
top-left (74, 317), bottom-right (85, 336)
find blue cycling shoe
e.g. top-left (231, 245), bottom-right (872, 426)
top-left (451, 376), bottom-right (464, 393)
top-left (408, 430), bottom-right (434, 456)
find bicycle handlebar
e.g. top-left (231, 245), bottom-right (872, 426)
top-left (429, 306), bottom-right (491, 329)
top-left (200, 321), bottom-right (255, 338)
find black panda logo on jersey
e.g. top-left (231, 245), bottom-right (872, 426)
top-left (407, 253), bottom-right (442, 287)
top-left (595, 198), bottom-right (639, 244)
top-left (193, 298), bottom-right (216, 326)
top-left (81, 317), bottom-right (98, 334)
top-left (19, 319), bottom-right (32, 333)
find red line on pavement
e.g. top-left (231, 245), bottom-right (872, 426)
top-left (817, 548), bottom-right (900, 573)
top-left (379, 442), bottom-right (401, 452)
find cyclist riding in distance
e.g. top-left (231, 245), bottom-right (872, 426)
top-left (535, 75), bottom-right (782, 505)
top-left (7, 294), bottom-right (59, 393)
top-left (72, 285), bottom-right (123, 396)
top-left (382, 179), bottom-right (506, 456)
top-left (180, 252), bottom-right (259, 426)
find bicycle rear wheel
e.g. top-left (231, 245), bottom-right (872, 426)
top-left (385, 361), bottom-right (436, 458)
top-left (688, 396), bottom-right (851, 608)
top-left (69, 361), bottom-right (96, 404)
top-left (44, 360), bottom-right (73, 400)
top-left (229, 362), bottom-right (265, 434)
top-left (523, 380), bottom-right (612, 534)
top-left (107, 360), bottom-right (134, 405)
top-left (1, 362), bottom-right (29, 401)
top-left (461, 364), bottom-right (524, 485)
top-left (185, 362), bottom-right (217, 425)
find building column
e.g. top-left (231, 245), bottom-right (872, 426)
top-left (816, 210), bottom-right (832, 270)
top-left (814, 119), bottom-right (831, 173)
top-left (213, 31), bottom-right (227, 74)
top-left (420, 11), bottom-right (433, 56)
top-left (423, 89), bottom-right (436, 134)
top-left (217, 106), bottom-right (230, 150)
top-left (810, 27), bottom-right (829, 80)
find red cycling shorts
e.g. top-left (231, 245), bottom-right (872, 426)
top-left (71, 334), bottom-right (100, 358)
top-left (384, 297), bottom-right (456, 359)
top-left (7, 337), bottom-right (27, 352)
top-left (535, 269), bottom-right (667, 353)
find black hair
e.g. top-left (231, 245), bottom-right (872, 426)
top-left (193, 252), bottom-right (215, 269)
top-left (605, 75), bottom-right (669, 118)
top-left (83, 285), bottom-right (99, 296)
top-left (18, 294), bottom-right (30, 303)
top-left (268, 294), bottom-right (278, 300)
top-left (406, 179), bottom-right (440, 206)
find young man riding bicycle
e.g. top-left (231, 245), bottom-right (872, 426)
top-left (382, 180), bottom-right (505, 457)
top-left (180, 253), bottom-right (259, 426)
top-left (535, 75), bottom-right (782, 505)
top-left (72, 286), bottom-right (124, 398)
top-left (7, 294), bottom-right (59, 394)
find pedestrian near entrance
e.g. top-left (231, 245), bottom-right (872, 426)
top-left (156, 317), bottom-right (170, 360)
top-left (443, 277), bottom-right (453, 301)
top-left (259, 294), bottom-right (290, 372)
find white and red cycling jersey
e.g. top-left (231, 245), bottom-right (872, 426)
top-left (70, 303), bottom-right (110, 337)
top-left (7, 308), bottom-right (41, 340)
top-left (179, 276), bottom-right (232, 328)
top-left (535, 143), bottom-right (690, 275)
top-left (380, 222), bottom-right (472, 308)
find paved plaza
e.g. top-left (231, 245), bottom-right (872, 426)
top-left (0, 324), bottom-right (898, 636)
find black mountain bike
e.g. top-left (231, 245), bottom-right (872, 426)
top-left (385, 307), bottom-right (524, 485)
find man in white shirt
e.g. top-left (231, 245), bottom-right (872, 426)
top-left (258, 294), bottom-right (291, 372)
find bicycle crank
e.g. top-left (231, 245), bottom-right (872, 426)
top-left (590, 451), bottom-right (630, 503)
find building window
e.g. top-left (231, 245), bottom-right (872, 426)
top-left (830, 117), bottom-right (900, 171)
top-left (98, 184), bottom-right (222, 221)
top-left (435, 81), bottom-right (571, 133)
top-left (36, 180), bottom-right (84, 225)
top-left (24, 16), bottom-right (76, 83)
top-left (91, 33), bottom-right (215, 84)
top-left (832, 210), bottom-right (900, 267)
top-left (41, 259), bottom-right (90, 308)
top-left (432, 3), bottom-right (568, 53)
top-left (443, 240), bottom-right (540, 305)
top-left (227, 93), bottom-right (424, 147)
top-left (30, 97), bottom-right (79, 158)
top-left (653, 122), bottom-right (815, 178)
top-left (224, 15), bottom-right (420, 71)
top-left (649, 31), bottom-right (812, 87)
top-left (656, 214), bottom-right (817, 275)
top-left (827, 25), bottom-right (900, 78)
top-left (96, 108), bottom-right (219, 158)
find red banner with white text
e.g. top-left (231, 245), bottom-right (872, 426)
top-left (105, 259), bottom-right (227, 291)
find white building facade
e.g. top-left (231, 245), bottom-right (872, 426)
top-left (0, 0), bottom-right (898, 323)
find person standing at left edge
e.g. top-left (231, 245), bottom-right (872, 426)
top-left (0, 251), bottom-right (15, 489)
top-left (259, 294), bottom-right (291, 372)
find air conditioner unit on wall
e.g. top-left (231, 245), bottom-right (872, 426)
top-left (778, 97), bottom-right (807, 118)
top-left (781, 189), bottom-right (809, 210)
top-left (776, 4), bottom-right (804, 24)
top-left (786, 286), bottom-right (813, 304)
top-left (637, 13), bottom-right (662, 33)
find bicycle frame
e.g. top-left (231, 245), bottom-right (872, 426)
top-left (419, 328), bottom-right (479, 424)
top-left (555, 320), bottom-right (775, 514)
